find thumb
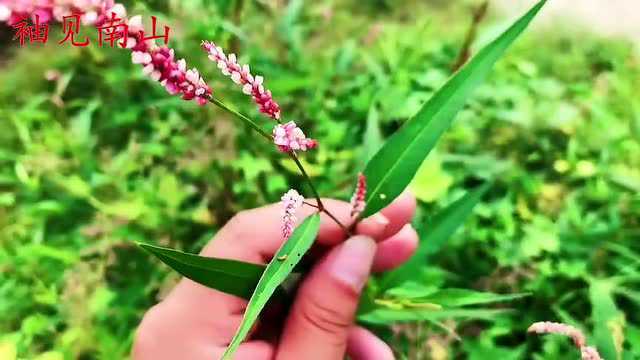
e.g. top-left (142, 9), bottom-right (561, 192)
top-left (276, 236), bottom-right (377, 360)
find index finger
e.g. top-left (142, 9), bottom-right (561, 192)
top-left (200, 198), bottom-right (388, 264)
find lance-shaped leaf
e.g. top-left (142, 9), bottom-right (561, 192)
top-left (589, 279), bottom-right (624, 360)
top-left (361, 0), bottom-right (546, 217)
top-left (381, 183), bottom-right (490, 289)
top-left (411, 289), bottom-right (530, 307)
top-left (358, 308), bottom-right (510, 325)
top-left (222, 213), bottom-right (321, 359)
top-left (138, 243), bottom-right (264, 300)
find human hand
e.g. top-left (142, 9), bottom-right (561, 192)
top-left (133, 193), bottom-right (418, 360)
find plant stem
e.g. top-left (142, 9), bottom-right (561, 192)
top-left (325, 209), bottom-right (350, 234)
top-left (346, 217), bottom-right (359, 234)
top-left (451, 0), bottom-right (489, 72)
top-left (208, 96), bottom-right (349, 234)
top-left (289, 152), bottom-right (323, 208)
top-left (208, 97), bottom-right (271, 140)
top-left (303, 201), bottom-right (319, 208)
top-left (289, 152), bottom-right (350, 234)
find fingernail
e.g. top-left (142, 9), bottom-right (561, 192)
top-left (356, 214), bottom-right (390, 241)
top-left (372, 213), bottom-right (390, 227)
top-left (329, 236), bottom-right (377, 292)
top-left (398, 223), bottom-right (413, 235)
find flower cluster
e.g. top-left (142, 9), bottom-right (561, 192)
top-left (0, 0), bottom-right (123, 26)
top-left (528, 322), bottom-right (602, 360)
top-left (272, 121), bottom-right (318, 153)
top-left (129, 16), bottom-right (211, 105)
top-left (281, 189), bottom-right (304, 239)
top-left (202, 41), bottom-right (281, 120)
top-left (0, 1), bottom-right (211, 106)
top-left (202, 41), bottom-right (319, 152)
top-left (350, 173), bottom-right (367, 218)
top-left (528, 321), bottom-right (585, 347)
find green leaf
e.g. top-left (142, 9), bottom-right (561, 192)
top-left (98, 198), bottom-right (147, 220)
top-left (414, 288), bottom-right (530, 307)
top-left (70, 99), bottom-right (100, 145)
top-left (138, 243), bottom-right (265, 300)
top-left (361, 104), bottom-right (384, 165)
top-left (358, 308), bottom-right (509, 325)
top-left (409, 154), bottom-right (453, 203)
top-left (381, 183), bottom-right (490, 289)
top-left (589, 279), bottom-right (625, 360)
top-left (520, 215), bottom-right (560, 258)
top-left (361, 1), bottom-right (545, 217)
top-left (55, 175), bottom-right (92, 199)
top-left (222, 214), bottom-right (321, 359)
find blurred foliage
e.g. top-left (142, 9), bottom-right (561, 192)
top-left (1, 0), bottom-right (639, 359)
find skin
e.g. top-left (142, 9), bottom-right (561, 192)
top-left (133, 192), bottom-right (418, 360)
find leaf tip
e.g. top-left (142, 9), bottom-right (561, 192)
top-left (136, 242), bottom-right (153, 251)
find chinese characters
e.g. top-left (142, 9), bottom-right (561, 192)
top-left (12, 14), bottom-right (49, 46)
top-left (59, 14), bottom-right (89, 47)
top-left (11, 13), bottom-right (170, 47)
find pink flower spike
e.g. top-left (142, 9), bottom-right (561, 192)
top-left (202, 40), bottom-right (281, 120)
top-left (272, 121), bottom-right (318, 153)
top-left (350, 173), bottom-right (367, 218)
top-left (281, 189), bottom-right (304, 239)
top-left (527, 321), bottom-right (585, 347)
top-left (136, 46), bottom-right (211, 104)
top-left (127, 30), bottom-right (211, 105)
top-left (528, 321), bottom-right (602, 360)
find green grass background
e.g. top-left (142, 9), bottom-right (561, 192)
top-left (1, 0), bottom-right (639, 359)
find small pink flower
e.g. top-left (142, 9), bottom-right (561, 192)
top-left (127, 14), bottom-right (144, 34)
top-left (132, 51), bottom-right (152, 65)
top-left (272, 121), bottom-right (318, 153)
top-left (0, 4), bottom-right (11, 22)
top-left (81, 10), bottom-right (98, 25)
top-left (202, 41), bottom-right (281, 120)
top-left (281, 189), bottom-right (304, 239)
top-left (580, 347), bottom-right (602, 360)
top-left (109, 3), bottom-right (126, 19)
top-left (350, 173), bottom-right (367, 218)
